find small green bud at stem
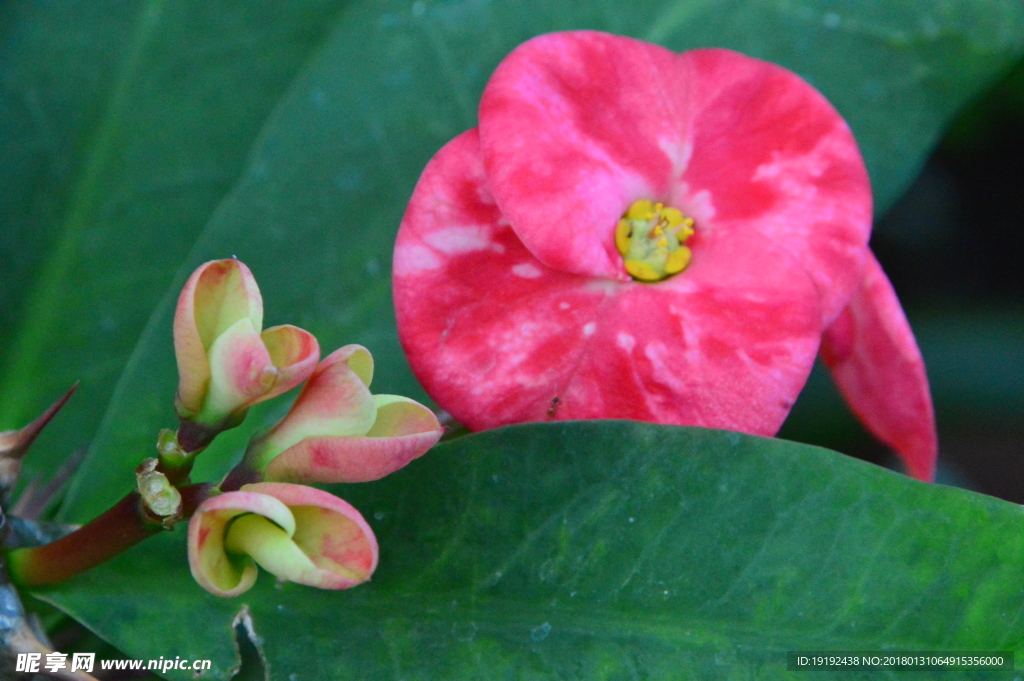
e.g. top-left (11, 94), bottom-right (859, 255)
top-left (136, 458), bottom-right (182, 527)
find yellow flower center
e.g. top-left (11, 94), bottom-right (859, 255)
top-left (616, 199), bottom-right (695, 282)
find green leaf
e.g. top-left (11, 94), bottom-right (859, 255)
top-left (0, 0), bottom-right (353, 481)
top-left (4, 1), bottom-right (1024, 677)
top-left (41, 423), bottom-right (1024, 679)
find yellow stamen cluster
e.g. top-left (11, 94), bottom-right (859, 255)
top-left (616, 199), bottom-right (695, 282)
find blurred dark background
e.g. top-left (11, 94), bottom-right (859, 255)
top-left (780, 58), bottom-right (1024, 501)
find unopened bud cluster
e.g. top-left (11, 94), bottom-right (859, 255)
top-left (173, 259), bottom-right (442, 596)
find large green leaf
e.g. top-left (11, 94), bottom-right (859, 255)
top-left (42, 423), bottom-right (1024, 679)
top-left (47, 0), bottom-right (1024, 523)
top-left (4, 0), bottom-right (1024, 678)
top-left (0, 0), bottom-right (352, 480)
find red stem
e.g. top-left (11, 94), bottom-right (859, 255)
top-left (7, 483), bottom-right (215, 587)
top-left (218, 458), bottom-right (262, 492)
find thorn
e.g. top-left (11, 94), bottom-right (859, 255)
top-left (10, 449), bottom-right (85, 521)
top-left (0, 384), bottom-right (78, 506)
top-left (0, 383), bottom-right (78, 462)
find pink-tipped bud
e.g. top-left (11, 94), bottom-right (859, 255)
top-left (244, 345), bottom-right (443, 484)
top-left (173, 259), bottom-right (320, 434)
top-left (187, 483), bottom-right (378, 597)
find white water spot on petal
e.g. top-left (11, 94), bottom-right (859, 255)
top-left (424, 226), bottom-right (492, 254)
top-left (614, 172), bottom-right (653, 204)
top-left (754, 149), bottom-right (828, 184)
top-left (512, 262), bottom-right (542, 279)
top-left (660, 137), bottom-right (692, 178)
top-left (559, 302), bottom-right (570, 310)
top-left (489, 321), bottom-right (543, 369)
top-left (393, 244), bottom-right (441, 274)
top-left (644, 341), bottom-right (690, 393)
top-left (823, 12), bottom-right (840, 29)
top-left (585, 279), bottom-right (619, 296)
top-left (617, 333), bottom-right (635, 351)
top-left (753, 158), bottom-right (781, 180)
top-left (685, 188), bottom-right (716, 225)
top-left (582, 322), bottom-right (597, 337)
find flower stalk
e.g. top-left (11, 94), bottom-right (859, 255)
top-left (7, 483), bottom-right (215, 587)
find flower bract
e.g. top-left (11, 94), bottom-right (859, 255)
top-left (393, 31), bottom-right (936, 480)
top-left (174, 259), bottom-right (320, 432)
top-left (245, 345), bottom-right (443, 484)
top-left (187, 482), bottom-right (377, 597)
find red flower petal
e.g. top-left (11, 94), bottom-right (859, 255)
top-left (821, 253), bottom-right (937, 481)
top-left (679, 48), bottom-right (872, 323)
top-left (480, 31), bottom-right (688, 280)
top-left (395, 129), bottom-right (824, 435)
top-left (480, 33), bottom-right (872, 323)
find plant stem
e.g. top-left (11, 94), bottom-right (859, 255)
top-left (6, 483), bottom-right (215, 587)
top-left (175, 418), bottom-right (223, 455)
top-left (218, 459), bottom-right (261, 492)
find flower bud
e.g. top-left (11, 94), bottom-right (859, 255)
top-left (187, 483), bottom-right (377, 597)
top-left (245, 345), bottom-right (443, 484)
top-left (174, 259), bottom-right (319, 439)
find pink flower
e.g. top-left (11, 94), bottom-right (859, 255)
top-left (187, 482), bottom-right (377, 597)
top-left (174, 259), bottom-right (319, 434)
top-left (242, 345), bottom-right (443, 484)
top-left (393, 31), bottom-right (936, 480)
